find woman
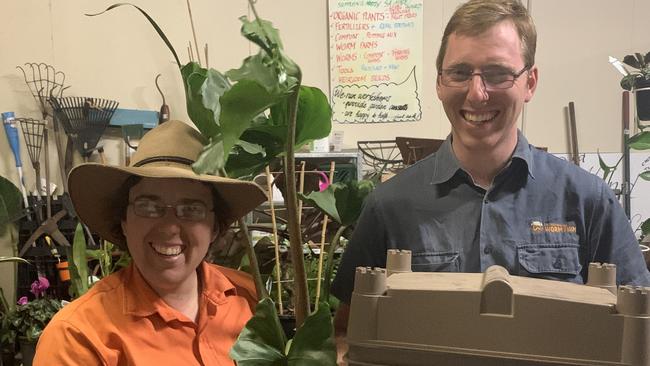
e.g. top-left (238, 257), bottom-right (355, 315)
top-left (34, 120), bottom-right (267, 365)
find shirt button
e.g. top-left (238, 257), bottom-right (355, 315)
top-left (483, 246), bottom-right (492, 254)
top-left (483, 198), bottom-right (489, 204)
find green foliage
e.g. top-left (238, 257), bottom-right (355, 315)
top-left (628, 131), bottom-right (650, 150)
top-left (0, 176), bottom-right (22, 237)
top-left (90, 2), bottom-right (334, 363)
top-left (641, 218), bottom-right (650, 237)
top-left (67, 223), bottom-right (89, 298)
top-left (620, 52), bottom-right (650, 91)
top-left (230, 298), bottom-right (335, 366)
top-left (86, 241), bottom-right (131, 279)
top-left (299, 180), bottom-right (375, 226)
top-left (6, 297), bottom-right (62, 343)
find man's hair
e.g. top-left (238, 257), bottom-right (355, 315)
top-left (436, 0), bottom-right (536, 71)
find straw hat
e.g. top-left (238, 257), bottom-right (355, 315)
top-left (68, 120), bottom-right (267, 248)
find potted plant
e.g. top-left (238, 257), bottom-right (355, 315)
top-left (5, 277), bottom-right (62, 366)
top-left (89, 1), bottom-right (342, 364)
top-left (620, 52), bottom-right (650, 120)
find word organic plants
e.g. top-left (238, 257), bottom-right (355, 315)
top-left (90, 1), bottom-right (338, 364)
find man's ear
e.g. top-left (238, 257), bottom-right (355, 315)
top-left (524, 65), bottom-right (538, 103)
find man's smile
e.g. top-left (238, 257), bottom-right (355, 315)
top-left (461, 110), bottom-right (499, 123)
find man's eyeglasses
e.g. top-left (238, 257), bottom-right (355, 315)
top-left (438, 65), bottom-right (530, 90)
top-left (129, 197), bottom-right (211, 221)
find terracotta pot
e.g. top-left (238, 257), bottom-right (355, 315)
top-left (56, 261), bottom-right (71, 282)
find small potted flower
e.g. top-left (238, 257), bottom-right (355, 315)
top-left (619, 52), bottom-right (650, 120)
top-left (9, 277), bottom-right (62, 366)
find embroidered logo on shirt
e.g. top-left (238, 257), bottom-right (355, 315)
top-left (530, 221), bottom-right (576, 234)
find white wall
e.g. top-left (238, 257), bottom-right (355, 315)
top-left (1, 0), bottom-right (650, 300)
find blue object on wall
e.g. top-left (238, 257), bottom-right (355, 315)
top-left (110, 108), bottom-right (159, 129)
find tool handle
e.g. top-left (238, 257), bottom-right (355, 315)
top-left (2, 113), bottom-right (23, 167)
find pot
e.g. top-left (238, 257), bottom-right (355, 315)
top-left (18, 338), bottom-right (36, 366)
top-left (634, 78), bottom-right (650, 121)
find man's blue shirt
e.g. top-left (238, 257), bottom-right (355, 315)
top-left (331, 131), bottom-right (650, 304)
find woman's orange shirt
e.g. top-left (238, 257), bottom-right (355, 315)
top-left (34, 262), bottom-right (257, 365)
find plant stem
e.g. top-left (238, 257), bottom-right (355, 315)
top-left (322, 225), bottom-right (347, 303)
top-left (217, 166), bottom-right (267, 301)
top-left (284, 85), bottom-right (310, 327)
top-left (238, 217), bottom-right (268, 301)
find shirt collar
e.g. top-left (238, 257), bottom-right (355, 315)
top-left (123, 261), bottom-right (238, 321)
top-left (429, 129), bottom-right (535, 184)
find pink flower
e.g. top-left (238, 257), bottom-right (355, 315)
top-left (29, 276), bottom-right (50, 298)
top-left (17, 296), bottom-right (28, 305)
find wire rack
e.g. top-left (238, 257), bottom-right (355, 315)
top-left (356, 140), bottom-right (405, 177)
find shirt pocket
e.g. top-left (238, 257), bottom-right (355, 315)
top-left (411, 251), bottom-right (460, 272)
top-left (516, 243), bottom-right (583, 282)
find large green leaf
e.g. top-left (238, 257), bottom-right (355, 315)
top-left (220, 79), bottom-right (281, 162)
top-left (181, 63), bottom-right (221, 139)
top-left (286, 303), bottom-right (336, 366)
top-left (68, 223), bottom-right (89, 298)
top-left (0, 176), bottom-right (21, 237)
top-left (299, 180), bottom-right (375, 226)
top-left (294, 86), bottom-right (332, 147)
top-left (193, 135), bottom-right (226, 176)
top-left (227, 52), bottom-right (285, 95)
top-left (86, 3), bottom-right (181, 67)
top-left (230, 298), bottom-right (287, 365)
top-left (629, 131), bottom-right (650, 150)
top-left (269, 86), bottom-right (331, 149)
top-left (239, 15), bottom-right (284, 54)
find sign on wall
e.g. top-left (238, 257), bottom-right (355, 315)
top-left (328, 0), bottom-right (424, 124)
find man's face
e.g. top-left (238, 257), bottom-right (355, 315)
top-left (436, 21), bottom-right (538, 152)
top-left (121, 178), bottom-right (217, 290)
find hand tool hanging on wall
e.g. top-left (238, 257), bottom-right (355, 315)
top-left (18, 118), bottom-right (46, 222)
top-left (49, 96), bottom-right (119, 163)
top-left (567, 102), bottom-right (580, 166)
top-left (17, 63), bottom-right (73, 215)
top-left (621, 91), bottom-right (631, 219)
top-left (155, 74), bottom-right (170, 124)
top-left (2, 112), bottom-right (31, 219)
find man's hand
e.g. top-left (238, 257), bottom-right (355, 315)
top-left (334, 303), bottom-right (351, 365)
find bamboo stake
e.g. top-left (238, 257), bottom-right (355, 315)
top-left (186, 0), bottom-right (202, 66)
top-left (314, 161), bottom-right (336, 308)
top-left (265, 166), bottom-right (284, 314)
top-left (297, 161), bottom-right (306, 226)
top-left (204, 44), bottom-right (209, 69)
top-left (188, 43), bottom-right (194, 63)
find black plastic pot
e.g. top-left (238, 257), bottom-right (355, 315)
top-left (1, 350), bottom-right (15, 366)
top-left (635, 78), bottom-right (650, 121)
top-left (18, 339), bottom-right (36, 366)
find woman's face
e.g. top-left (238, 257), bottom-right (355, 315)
top-left (121, 178), bottom-right (218, 291)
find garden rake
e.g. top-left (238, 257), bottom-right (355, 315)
top-left (18, 118), bottom-right (46, 221)
top-left (49, 96), bottom-right (119, 163)
top-left (17, 63), bottom-right (67, 120)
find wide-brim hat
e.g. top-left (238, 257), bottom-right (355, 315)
top-left (68, 120), bottom-right (267, 248)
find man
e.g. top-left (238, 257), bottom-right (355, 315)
top-left (331, 0), bottom-right (650, 340)
top-left (34, 121), bottom-right (267, 365)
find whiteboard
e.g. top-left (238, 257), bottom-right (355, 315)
top-left (328, 0), bottom-right (424, 124)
